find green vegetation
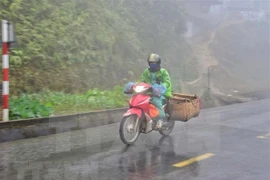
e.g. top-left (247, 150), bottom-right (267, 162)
top-left (0, 0), bottom-right (200, 119)
top-left (9, 95), bottom-right (53, 120)
top-left (0, 0), bottom-right (195, 95)
top-left (9, 86), bottom-right (129, 120)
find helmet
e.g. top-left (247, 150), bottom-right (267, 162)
top-left (147, 53), bottom-right (161, 64)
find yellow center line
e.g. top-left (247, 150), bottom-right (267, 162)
top-left (256, 133), bottom-right (270, 139)
top-left (173, 153), bottom-right (215, 168)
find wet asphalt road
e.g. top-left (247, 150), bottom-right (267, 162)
top-left (0, 99), bottom-right (269, 180)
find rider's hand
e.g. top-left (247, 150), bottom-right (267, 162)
top-left (123, 82), bottom-right (135, 94)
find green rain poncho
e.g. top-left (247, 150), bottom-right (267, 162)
top-left (139, 68), bottom-right (173, 98)
top-left (139, 68), bottom-right (173, 119)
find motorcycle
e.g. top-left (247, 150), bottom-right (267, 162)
top-left (119, 82), bottom-right (175, 145)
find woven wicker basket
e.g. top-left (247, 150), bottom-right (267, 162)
top-left (168, 93), bottom-right (201, 122)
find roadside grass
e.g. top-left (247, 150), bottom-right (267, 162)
top-left (9, 86), bottom-right (129, 120)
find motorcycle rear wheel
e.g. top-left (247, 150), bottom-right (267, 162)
top-left (159, 119), bottom-right (175, 136)
top-left (119, 115), bottom-right (140, 145)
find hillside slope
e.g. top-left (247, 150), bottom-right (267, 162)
top-left (0, 0), bottom-right (197, 95)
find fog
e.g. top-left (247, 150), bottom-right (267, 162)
top-left (179, 0), bottom-right (269, 104)
top-left (0, 0), bottom-right (269, 105)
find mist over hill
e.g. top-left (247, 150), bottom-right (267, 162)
top-left (0, 0), bottom-right (269, 105)
top-left (181, 0), bottom-right (269, 105)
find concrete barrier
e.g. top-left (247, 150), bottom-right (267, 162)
top-left (0, 89), bottom-right (268, 143)
top-left (0, 108), bottom-right (127, 143)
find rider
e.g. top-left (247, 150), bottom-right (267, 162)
top-left (139, 53), bottom-right (173, 128)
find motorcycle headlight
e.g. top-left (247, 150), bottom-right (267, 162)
top-left (133, 86), bottom-right (147, 93)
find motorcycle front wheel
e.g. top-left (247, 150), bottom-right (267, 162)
top-left (119, 115), bottom-right (140, 145)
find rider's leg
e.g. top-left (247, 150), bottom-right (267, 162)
top-left (151, 96), bottom-right (166, 119)
top-left (151, 96), bottom-right (167, 129)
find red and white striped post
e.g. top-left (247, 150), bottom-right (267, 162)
top-left (2, 20), bottom-right (9, 121)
